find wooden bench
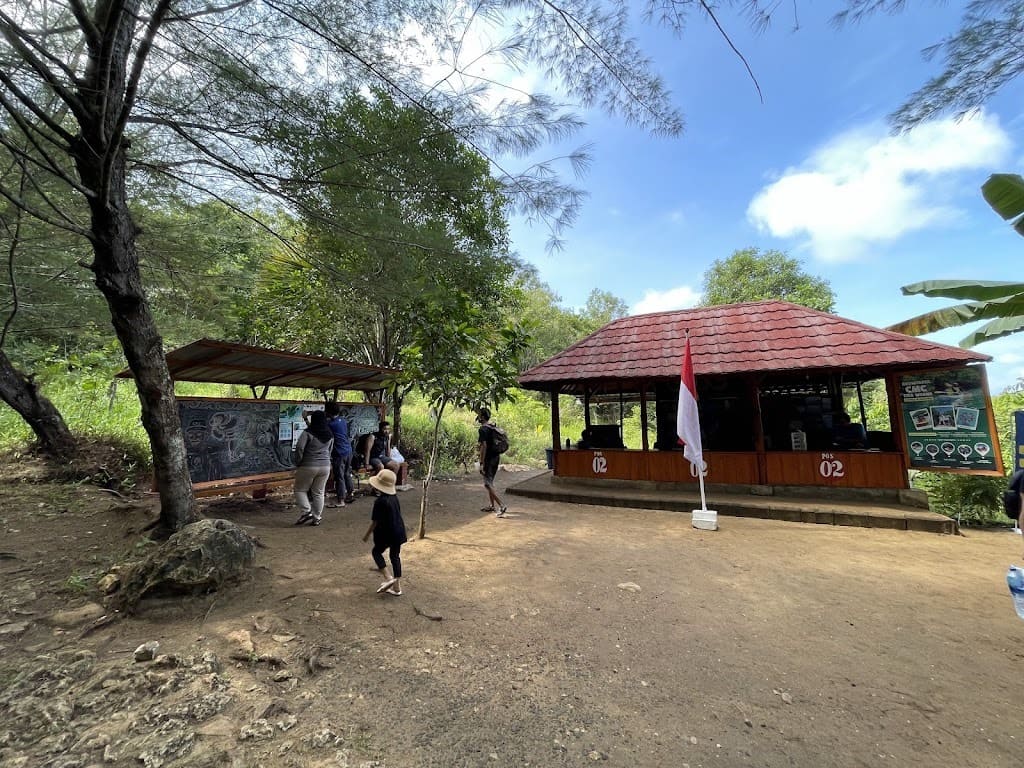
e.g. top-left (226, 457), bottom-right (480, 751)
top-left (357, 462), bottom-right (410, 490)
top-left (192, 471), bottom-right (296, 499)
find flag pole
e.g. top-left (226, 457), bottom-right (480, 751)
top-left (697, 460), bottom-right (708, 512)
top-left (677, 328), bottom-right (717, 530)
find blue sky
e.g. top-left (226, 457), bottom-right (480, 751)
top-left (503, 2), bottom-right (1024, 392)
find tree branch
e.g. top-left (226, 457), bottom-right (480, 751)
top-left (0, 182), bottom-right (94, 240)
top-left (0, 8), bottom-right (86, 123)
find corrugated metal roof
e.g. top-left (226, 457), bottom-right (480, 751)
top-left (115, 339), bottom-right (399, 391)
top-left (518, 301), bottom-right (990, 392)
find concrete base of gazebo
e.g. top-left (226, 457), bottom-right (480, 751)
top-left (506, 471), bottom-right (955, 534)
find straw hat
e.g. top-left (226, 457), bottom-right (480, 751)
top-left (368, 469), bottom-right (397, 495)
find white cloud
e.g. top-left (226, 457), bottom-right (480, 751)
top-left (748, 112), bottom-right (1012, 262)
top-left (972, 335), bottom-right (1024, 393)
top-left (631, 285), bottom-right (701, 315)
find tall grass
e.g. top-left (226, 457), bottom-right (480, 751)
top-left (0, 364), bottom-right (149, 457)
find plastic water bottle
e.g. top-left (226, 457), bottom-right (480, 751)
top-left (1008, 566), bottom-right (1024, 620)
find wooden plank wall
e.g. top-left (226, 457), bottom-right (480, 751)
top-left (555, 449), bottom-right (908, 489)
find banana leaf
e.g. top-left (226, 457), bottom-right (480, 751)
top-left (901, 280), bottom-right (1024, 301)
top-left (982, 173), bottom-right (1024, 236)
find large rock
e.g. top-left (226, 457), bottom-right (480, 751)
top-left (110, 519), bottom-right (256, 611)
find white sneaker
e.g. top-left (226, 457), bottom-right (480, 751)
top-left (376, 578), bottom-right (398, 593)
top-left (386, 587), bottom-right (402, 596)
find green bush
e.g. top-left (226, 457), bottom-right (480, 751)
top-left (397, 405), bottom-right (480, 476)
top-left (912, 471), bottom-right (1006, 525)
top-left (0, 349), bottom-right (149, 461)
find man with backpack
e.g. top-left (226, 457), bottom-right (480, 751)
top-left (477, 407), bottom-right (509, 518)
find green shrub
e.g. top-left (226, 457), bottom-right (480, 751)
top-left (0, 351), bottom-right (149, 461)
top-left (912, 471), bottom-right (1006, 525)
top-left (397, 406), bottom-right (479, 476)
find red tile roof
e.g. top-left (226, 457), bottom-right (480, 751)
top-left (518, 301), bottom-right (990, 390)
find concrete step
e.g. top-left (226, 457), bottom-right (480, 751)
top-left (506, 471), bottom-right (956, 535)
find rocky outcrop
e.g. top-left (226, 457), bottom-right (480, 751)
top-left (108, 519), bottom-right (257, 613)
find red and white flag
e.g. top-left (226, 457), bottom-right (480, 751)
top-left (676, 335), bottom-right (703, 468)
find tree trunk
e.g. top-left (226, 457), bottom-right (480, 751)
top-left (391, 385), bottom-right (409, 445)
top-left (71, 3), bottom-right (195, 537)
top-left (78, 169), bottom-right (195, 535)
top-left (0, 350), bottom-right (75, 455)
top-left (418, 399), bottom-right (447, 539)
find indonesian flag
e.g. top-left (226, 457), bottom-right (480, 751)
top-left (676, 335), bottom-right (703, 468)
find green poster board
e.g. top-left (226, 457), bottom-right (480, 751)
top-left (899, 368), bottom-right (999, 471)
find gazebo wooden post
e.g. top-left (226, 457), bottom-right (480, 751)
top-left (884, 372), bottom-right (911, 488)
top-left (856, 380), bottom-right (867, 425)
top-left (550, 386), bottom-right (562, 453)
top-left (884, 374), bottom-right (909, 456)
top-left (583, 390), bottom-right (592, 428)
top-left (748, 375), bottom-right (768, 485)
top-left (639, 382), bottom-right (649, 451)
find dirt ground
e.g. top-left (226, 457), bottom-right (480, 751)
top-left (2, 458), bottom-right (1024, 768)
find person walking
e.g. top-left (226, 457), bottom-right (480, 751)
top-left (325, 403), bottom-right (354, 506)
top-left (362, 469), bottom-right (407, 595)
top-left (292, 410), bottom-right (334, 526)
top-left (477, 407), bottom-right (508, 518)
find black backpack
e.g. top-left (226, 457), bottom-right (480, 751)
top-left (488, 424), bottom-right (509, 455)
top-left (1004, 470), bottom-right (1024, 519)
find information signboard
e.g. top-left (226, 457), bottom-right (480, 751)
top-left (899, 367), bottom-right (1000, 472)
top-left (179, 398), bottom-right (383, 484)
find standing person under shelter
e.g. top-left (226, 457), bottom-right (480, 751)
top-left (477, 407), bottom-right (508, 518)
top-left (325, 403), bottom-right (354, 507)
top-left (293, 410), bottom-right (334, 526)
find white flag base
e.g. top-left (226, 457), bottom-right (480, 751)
top-left (692, 509), bottom-right (718, 531)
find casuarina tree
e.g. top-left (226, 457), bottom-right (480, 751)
top-left (0, 0), bottom-right (686, 535)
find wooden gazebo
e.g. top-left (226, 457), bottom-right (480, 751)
top-left (518, 301), bottom-right (1001, 491)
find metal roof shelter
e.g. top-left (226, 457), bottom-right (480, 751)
top-left (115, 338), bottom-right (399, 395)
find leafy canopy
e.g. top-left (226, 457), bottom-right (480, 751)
top-left (699, 248), bottom-right (835, 312)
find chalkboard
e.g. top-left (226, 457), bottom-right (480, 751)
top-left (338, 404), bottom-right (382, 441)
top-left (180, 399), bottom-right (294, 484)
top-left (179, 398), bottom-right (385, 484)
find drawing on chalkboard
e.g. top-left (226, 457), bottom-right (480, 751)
top-left (179, 400), bottom-right (294, 483)
top-left (179, 399), bottom-right (384, 484)
top-left (338, 404), bottom-right (382, 440)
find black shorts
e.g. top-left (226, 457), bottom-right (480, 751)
top-left (482, 454), bottom-right (500, 487)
